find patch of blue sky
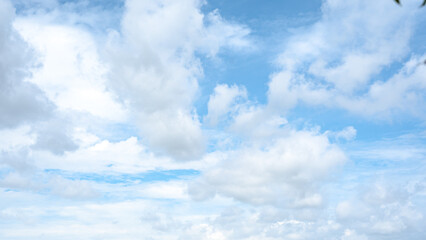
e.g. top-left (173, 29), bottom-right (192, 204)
top-left (287, 104), bottom-right (426, 141)
top-left (326, 142), bottom-right (426, 204)
top-left (346, 130), bottom-right (426, 159)
top-left (14, 0), bottom-right (125, 37)
top-left (336, 137), bottom-right (426, 194)
top-left (201, 0), bottom-right (322, 28)
top-left (411, 9), bottom-right (426, 50)
top-left (196, 51), bottom-right (273, 117)
top-left (57, 0), bottom-right (124, 8)
top-left (44, 169), bottom-right (200, 184)
top-left (97, 122), bottom-right (139, 143)
top-left (281, 30), bottom-right (426, 143)
top-left (196, 0), bottom-right (323, 115)
top-left (14, 0), bottom-right (124, 11)
top-left (0, 167), bottom-right (13, 175)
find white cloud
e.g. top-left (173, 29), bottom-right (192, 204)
top-left (0, 195), bottom-right (338, 240)
top-left (106, 0), bottom-right (251, 160)
top-left (31, 116), bottom-right (79, 155)
top-left (205, 84), bottom-right (247, 126)
top-left (0, 171), bottom-right (36, 190)
top-left (267, 0), bottom-right (426, 119)
top-left (48, 175), bottom-right (99, 200)
top-left (334, 56), bottom-right (426, 118)
top-left (349, 132), bottom-right (426, 162)
top-left (14, 19), bottom-right (128, 122)
top-left (0, 164), bottom-right (99, 200)
top-left (0, 126), bottom-right (35, 151)
top-left (229, 106), bottom-right (288, 140)
top-left (0, 148), bottom-right (35, 173)
top-left (0, 197), bottom-right (230, 240)
top-left (31, 136), bottom-right (212, 174)
top-left (0, 0), bottom-right (53, 129)
top-left (33, 137), bottom-right (148, 173)
top-left (341, 229), bottom-right (368, 240)
top-left (200, 9), bottom-right (252, 56)
top-left (326, 126), bottom-right (357, 141)
top-left (190, 130), bottom-right (346, 206)
top-left (336, 181), bottom-right (424, 237)
top-left (139, 110), bottom-right (206, 161)
top-left (138, 181), bottom-right (189, 200)
top-left (3, 4), bottom-right (133, 157)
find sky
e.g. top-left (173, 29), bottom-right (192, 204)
top-left (1, 0), bottom-right (426, 239)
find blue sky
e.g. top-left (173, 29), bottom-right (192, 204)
top-left (1, 0), bottom-right (426, 239)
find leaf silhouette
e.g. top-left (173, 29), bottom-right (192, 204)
top-left (394, 0), bottom-right (426, 7)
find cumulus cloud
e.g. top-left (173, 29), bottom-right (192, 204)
top-left (229, 106), bottom-right (288, 140)
top-left (0, 195), bottom-right (338, 240)
top-left (15, 19), bottom-right (128, 122)
top-left (0, 149), bottom-right (34, 173)
top-left (31, 116), bottom-right (78, 155)
top-left (205, 84), bottom-right (247, 126)
top-left (107, 0), bottom-right (251, 160)
top-left (190, 130), bottom-right (346, 207)
top-left (0, 0), bottom-right (53, 129)
top-left (336, 181), bottom-right (425, 238)
top-left (31, 136), bottom-right (211, 174)
top-left (0, 126), bottom-right (35, 151)
top-left (0, 147), bottom-right (98, 200)
top-left (267, 0), bottom-right (426, 119)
